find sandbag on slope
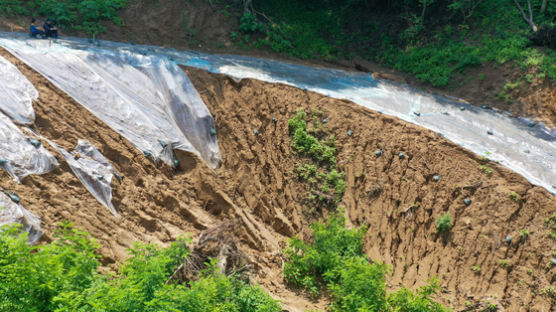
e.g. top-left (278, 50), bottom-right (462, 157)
top-left (0, 191), bottom-right (42, 243)
top-left (0, 54), bottom-right (37, 125)
top-left (0, 113), bottom-right (58, 182)
top-left (0, 38), bottom-right (221, 168)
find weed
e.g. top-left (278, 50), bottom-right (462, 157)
top-left (526, 268), bottom-right (533, 275)
top-left (435, 213), bottom-right (453, 233)
top-left (500, 259), bottom-right (510, 270)
top-left (519, 229), bottom-right (529, 241)
top-left (472, 265), bottom-right (481, 274)
top-left (544, 213), bottom-right (556, 240)
top-left (541, 286), bottom-right (555, 298)
top-left (509, 191), bottom-right (520, 202)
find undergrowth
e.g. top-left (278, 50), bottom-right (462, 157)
top-left (289, 109), bottom-right (345, 208)
top-left (0, 0), bottom-right (129, 34)
top-left (234, 0), bottom-right (556, 87)
top-left (283, 212), bottom-right (451, 312)
top-left (0, 222), bottom-right (281, 312)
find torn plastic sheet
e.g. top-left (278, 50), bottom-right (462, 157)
top-left (0, 191), bottom-right (42, 243)
top-left (0, 33), bottom-right (554, 194)
top-left (45, 138), bottom-right (116, 216)
top-left (0, 54), bottom-right (37, 125)
top-left (0, 113), bottom-right (58, 182)
top-left (0, 37), bottom-right (221, 169)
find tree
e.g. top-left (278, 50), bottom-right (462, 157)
top-left (540, 0), bottom-right (548, 13)
top-left (512, 0), bottom-right (538, 32)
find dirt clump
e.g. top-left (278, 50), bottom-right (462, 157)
top-left (0, 47), bottom-right (554, 311)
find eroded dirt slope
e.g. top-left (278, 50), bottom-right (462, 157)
top-left (0, 47), bottom-right (554, 311)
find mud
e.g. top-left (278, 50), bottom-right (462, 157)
top-left (1, 47), bottom-right (554, 311)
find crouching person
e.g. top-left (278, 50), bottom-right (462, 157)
top-left (30, 18), bottom-right (46, 39)
top-left (43, 19), bottom-right (58, 39)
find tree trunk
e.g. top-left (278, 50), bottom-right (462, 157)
top-left (540, 0), bottom-right (548, 13)
top-left (513, 0), bottom-right (538, 32)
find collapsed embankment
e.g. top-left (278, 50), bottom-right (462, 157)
top-left (0, 48), bottom-right (554, 311)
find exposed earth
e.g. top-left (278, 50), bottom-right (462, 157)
top-left (0, 44), bottom-right (554, 311)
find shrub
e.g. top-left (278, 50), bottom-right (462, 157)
top-left (0, 223), bottom-right (281, 312)
top-left (435, 213), bottom-right (453, 233)
top-left (283, 213), bottom-right (450, 311)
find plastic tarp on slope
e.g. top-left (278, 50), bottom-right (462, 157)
top-left (0, 54), bottom-right (37, 125)
top-left (0, 37), bottom-right (221, 169)
top-left (0, 191), bottom-right (42, 243)
top-left (0, 33), bottom-right (554, 194)
top-left (0, 113), bottom-right (58, 182)
top-left (44, 138), bottom-right (116, 216)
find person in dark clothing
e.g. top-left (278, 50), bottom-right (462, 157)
top-left (30, 18), bottom-right (46, 39)
top-left (43, 19), bottom-right (58, 39)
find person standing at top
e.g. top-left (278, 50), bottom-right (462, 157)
top-left (43, 19), bottom-right (58, 39)
top-left (29, 18), bottom-right (46, 39)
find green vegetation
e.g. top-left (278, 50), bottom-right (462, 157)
top-left (283, 212), bottom-right (450, 312)
top-left (519, 228), bottom-right (530, 241)
top-left (0, 222), bottom-right (281, 312)
top-left (233, 0), bottom-right (556, 87)
top-left (435, 213), bottom-right (453, 233)
top-left (509, 191), bottom-right (520, 202)
top-left (472, 265), bottom-right (481, 274)
top-left (289, 110), bottom-right (345, 206)
top-left (0, 0), bottom-right (129, 34)
top-left (545, 213), bottom-right (556, 240)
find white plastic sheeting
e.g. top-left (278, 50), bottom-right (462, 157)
top-left (0, 37), bottom-right (221, 169)
top-left (0, 191), bottom-right (42, 243)
top-left (0, 54), bottom-right (37, 125)
top-left (0, 33), bottom-right (554, 194)
top-left (0, 113), bottom-right (58, 182)
top-left (45, 139), bottom-right (116, 216)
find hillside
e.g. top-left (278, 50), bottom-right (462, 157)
top-left (0, 1), bottom-right (555, 311)
top-left (1, 0), bottom-right (554, 127)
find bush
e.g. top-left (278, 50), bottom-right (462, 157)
top-left (0, 0), bottom-right (129, 34)
top-left (0, 223), bottom-right (281, 312)
top-left (289, 110), bottom-right (345, 206)
top-left (435, 213), bottom-right (453, 233)
top-left (283, 213), bottom-right (450, 311)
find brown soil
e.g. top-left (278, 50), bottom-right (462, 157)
top-left (1, 47), bottom-right (555, 311)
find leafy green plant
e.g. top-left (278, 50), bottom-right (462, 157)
top-left (0, 223), bottom-right (281, 312)
top-left (283, 212), bottom-right (449, 311)
top-left (472, 265), bottom-right (481, 274)
top-left (509, 191), bottom-right (520, 202)
top-left (239, 12), bottom-right (265, 33)
top-left (545, 213), bottom-right (556, 240)
top-left (289, 110), bottom-right (345, 206)
top-left (519, 229), bottom-right (530, 241)
top-left (435, 213), bottom-right (453, 233)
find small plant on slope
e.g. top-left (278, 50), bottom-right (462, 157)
top-left (435, 213), bottom-right (453, 233)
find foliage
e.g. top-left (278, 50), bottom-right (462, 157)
top-left (289, 110), bottom-right (345, 206)
top-left (544, 213), bottom-right (556, 240)
top-left (0, 0), bottom-right (129, 34)
top-left (289, 110), bottom-right (336, 166)
top-left (0, 223), bottom-right (281, 312)
top-left (435, 213), bottom-right (452, 233)
top-left (283, 212), bottom-right (450, 311)
top-left (237, 0), bottom-right (556, 86)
